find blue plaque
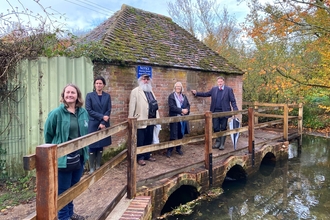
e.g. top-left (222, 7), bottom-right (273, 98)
top-left (136, 66), bottom-right (152, 79)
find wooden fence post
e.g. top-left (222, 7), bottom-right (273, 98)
top-left (254, 101), bottom-right (259, 125)
top-left (35, 144), bottom-right (58, 220)
top-left (298, 103), bottom-right (303, 135)
top-left (127, 117), bottom-right (137, 199)
top-left (283, 104), bottom-right (288, 141)
top-left (204, 111), bottom-right (212, 170)
top-left (248, 107), bottom-right (254, 154)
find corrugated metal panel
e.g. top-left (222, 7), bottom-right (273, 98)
top-left (0, 80), bottom-right (26, 178)
top-left (0, 57), bottom-right (93, 178)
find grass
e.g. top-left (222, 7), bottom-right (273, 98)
top-left (0, 175), bottom-right (36, 210)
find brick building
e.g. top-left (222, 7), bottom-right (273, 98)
top-left (80, 4), bottom-right (244, 148)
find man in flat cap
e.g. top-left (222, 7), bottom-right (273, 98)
top-left (128, 73), bottom-right (159, 166)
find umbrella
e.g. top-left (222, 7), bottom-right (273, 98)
top-left (229, 117), bottom-right (240, 150)
top-left (152, 124), bottom-right (162, 144)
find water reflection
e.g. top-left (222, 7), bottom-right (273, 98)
top-left (166, 135), bottom-right (330, 220)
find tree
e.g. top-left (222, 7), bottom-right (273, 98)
top-left (244, 0), bottom-right (330, 92)
top-left (0, 0), bottom-right (69, 154)
top-left (0, 0), bottom-right (68, 84)
top-left (241, 0), bottom-right (330, 129)
top-left (167, 0), bottom-right (242, 63)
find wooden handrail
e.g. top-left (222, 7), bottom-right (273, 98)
top-left (255, 113), bottom-right (298, 119)
top-left (243, 102), bottom-right (299, 108)
top-left (136, 135), bottom-right (205, 154)
top-left (23, 122), bottom-right (128, 171)
top-left (24, 102), bottom-right (303, 219)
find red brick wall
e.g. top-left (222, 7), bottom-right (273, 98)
top-left (93, 63), bottom-right (243, 148)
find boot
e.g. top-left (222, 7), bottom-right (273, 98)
top-left (212, 137), bottom-right (221, 149)
top-left (166, 148), bottom-right (172, 158)
top-left (219, 136), bottom-right (227, 150)
top-left (89, 152), bottom-right (96, 174)
top-left (96, 150), bottom-right (103, 170)
top-left (176, 146), bottom-right (183, 156)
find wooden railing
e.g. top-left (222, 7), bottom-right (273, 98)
top-left (243, 102), bottom-right (303, 140)
top-left (23, 103), bottom-right (303, 220)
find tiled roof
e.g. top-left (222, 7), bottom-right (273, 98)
top-left (80, 4), bottom-right (243, 74)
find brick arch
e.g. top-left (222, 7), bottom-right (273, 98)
top-left (260, 145), bottom-right (276, 158)
top-left (223, 155), bottom-right (248, 172)
top-left (159, 174), bottom-right (201, 217)
top-left (164, 173), bottom-right (202, 201)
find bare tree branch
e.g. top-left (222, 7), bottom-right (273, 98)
top-left (276, 68), bottom-right (330, 89)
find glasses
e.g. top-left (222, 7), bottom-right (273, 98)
top-left (142, 78), bottom-right (150, 81)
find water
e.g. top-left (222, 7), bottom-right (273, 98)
top-left (167, 135), bottom-right (330, 220)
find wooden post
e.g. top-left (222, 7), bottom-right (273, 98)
top-left (283, 104), bottom-right (288, 141)
top-left (35, 144), bottom-right (58, 220)
top-left (298, 103), bottom-right (303, 135)
top-left (248, 107), bottom-right (254, 154)
top-left (254, 101), bottom-right (259, 125)
top-left (127, 117), bottom-right (137, 199)
top-left (204, 111), bottom-right (212, 170)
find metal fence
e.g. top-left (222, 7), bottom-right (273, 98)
top-left (0, 56), bottom-right (93, 179)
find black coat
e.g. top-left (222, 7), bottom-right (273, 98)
top-left (85, 91), bottom-right (112, 149)
top-left (168, 92), bottom-right (190, 140)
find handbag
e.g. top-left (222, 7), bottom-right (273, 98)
top-left (148, 99), bottom-right (158, 118)
top-left (144, 91), bottom-right (158, 118)
top-left (58, 151), bottom-right (81, 172)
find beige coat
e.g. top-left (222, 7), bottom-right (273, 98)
top-left (128, 86), bottom-right (160, 128)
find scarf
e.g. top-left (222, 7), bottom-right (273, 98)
top-left (174, 92), bottom-right (186, 135)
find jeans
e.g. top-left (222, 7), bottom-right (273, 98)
top-left (57, 158), bottom-right (84, 220)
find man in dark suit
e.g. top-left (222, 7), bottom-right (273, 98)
top-left (191, 76), bottom-right (238, 150)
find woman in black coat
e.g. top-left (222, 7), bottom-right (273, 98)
top-left (85, 76), bottom-right (112, 173)
top-left (167, 82), bottom-right (190, 157)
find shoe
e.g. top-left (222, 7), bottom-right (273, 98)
top-left (138, 160), bottom-right (146, 166)
top-left (176, 149), bottom-right (183, 156)
top-left (70, 213), bottom-right (85, 220)
top-left (148, 157), bottom-right (156, 162)
top-left (166, 151), bottom-right (171, 158)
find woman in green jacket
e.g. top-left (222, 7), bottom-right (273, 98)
top-left (44, 83), bottom-right (89, 220)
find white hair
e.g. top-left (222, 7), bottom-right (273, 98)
top-left (173, 82), bottom-right (184, 93)
top-left (138, 76), bottom-right (153, 92)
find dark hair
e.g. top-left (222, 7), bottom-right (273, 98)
top-left (217, 76), bottom-right (225, 81)
top-left (60, 83), bottom-right (84, 108)
top-left (94, 76), bottom-right (106, 85)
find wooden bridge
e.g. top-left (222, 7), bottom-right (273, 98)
top-left (23, 102), bottom-right (303, 220)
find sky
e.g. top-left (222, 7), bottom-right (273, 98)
top-left (1, 0), bottom-right (250, 33)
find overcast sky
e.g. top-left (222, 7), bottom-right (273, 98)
top-left (1, 0), bottom-right (250, 32)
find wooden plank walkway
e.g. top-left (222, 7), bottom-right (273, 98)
top-left (66, 128), bottom-right (298, 219)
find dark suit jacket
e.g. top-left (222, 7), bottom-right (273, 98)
top-left (85, 91), bottom-right (112, 148)
top-left (196, 86), bottom-right (238, 116)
